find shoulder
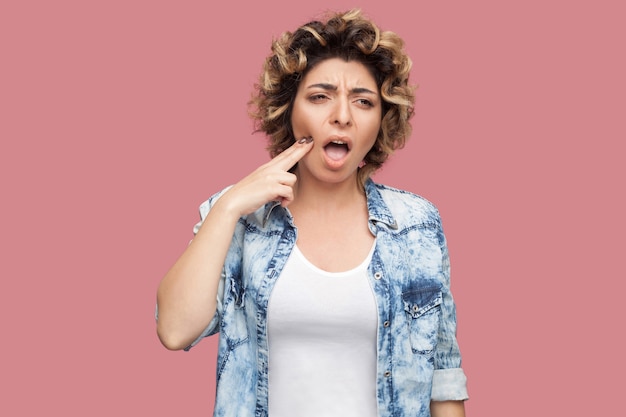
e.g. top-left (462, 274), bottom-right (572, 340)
top-left (370, 181), bottom-right (443, 228)
top-left (374, 182), bottom-right (438, 211)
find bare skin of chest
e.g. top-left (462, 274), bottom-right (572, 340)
top-left (291, 206), bottom-right (374, 273)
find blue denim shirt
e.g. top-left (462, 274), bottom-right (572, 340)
top-left (184, 179), bottom-right (468, 417)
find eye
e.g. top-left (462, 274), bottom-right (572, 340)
top-left (309, 93), bottom-right (329, 102)
top-left (355, 98), bottom-right (375, 108)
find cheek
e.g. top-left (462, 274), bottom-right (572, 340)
top-left (290, 106), bottom-right (309, 134)
top-left (356, 110), bottom-right (382, 134)
top-left (292, 108), bottom-right (323, 139)
top-left (364, 119), bottom-right (381, 144)
top-left (290, 96), bottom-right (315, 123)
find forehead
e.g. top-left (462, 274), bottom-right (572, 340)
top-left (302, 58), bottom-right (378, 88)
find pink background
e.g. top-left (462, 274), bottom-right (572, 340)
top-left (2, 0), bottom-right (624, 415)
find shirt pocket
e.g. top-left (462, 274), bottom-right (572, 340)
top-left (402, 283), bottom-right (442, 355)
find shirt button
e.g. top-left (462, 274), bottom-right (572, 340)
top-left (383, 321), bottom-right (390, 327)
top-left (374, 272), bottom-right (382, 280)
top-left (384, 371), bottom-right (391, 377)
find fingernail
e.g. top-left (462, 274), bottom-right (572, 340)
top-left (298, 136), bottom-right (313, 144)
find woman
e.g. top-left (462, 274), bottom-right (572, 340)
top-left (156, 9), bottom-right (468, 417)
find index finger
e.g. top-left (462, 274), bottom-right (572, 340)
top-left (270, 136), bottom-right (314, 171)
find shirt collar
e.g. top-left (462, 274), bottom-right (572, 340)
top-left (364, 178), bottom-right (398, 230)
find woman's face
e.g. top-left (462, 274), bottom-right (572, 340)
top-left (290, 58), bottom-right (382, 186)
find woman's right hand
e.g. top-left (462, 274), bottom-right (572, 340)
top-left (218, 136), bottom-right (314, 217)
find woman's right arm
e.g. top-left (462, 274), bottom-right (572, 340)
top-left (156, 197), bottom-right (241, 351)
top-left (155, 138), bottom-right (314, 350)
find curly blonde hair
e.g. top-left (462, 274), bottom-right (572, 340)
top-left (248, 9), bottom-right (416, 187)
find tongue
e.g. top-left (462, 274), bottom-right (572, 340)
top-left (325, 143), bottom-right (348, 161)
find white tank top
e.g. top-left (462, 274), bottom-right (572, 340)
top-left (267, 242), bottom-right (378, 417)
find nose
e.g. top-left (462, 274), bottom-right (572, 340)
top-left (331, 98), bottom-right (352, 127)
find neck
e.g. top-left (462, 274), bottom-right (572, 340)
top-left (290, 169), bottom-right (366, 212)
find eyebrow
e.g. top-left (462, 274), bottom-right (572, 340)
top-left (307, 83), bottom-right (378, 95)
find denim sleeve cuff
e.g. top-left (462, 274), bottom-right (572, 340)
top-left (431, 368), bottom-right (469, 401)
top-left (183, 313), bottom-right (220, 351)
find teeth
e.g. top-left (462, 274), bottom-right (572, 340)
top-left (331, 140), bottom-right (346, 145)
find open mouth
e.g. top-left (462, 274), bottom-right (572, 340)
top-left (324, 140), bottom-right (350, 161)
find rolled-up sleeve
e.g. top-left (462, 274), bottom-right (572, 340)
top-left (431, 368), bottom-right (469, 401)
top-left (431, 219), bottom-right (469, 400)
